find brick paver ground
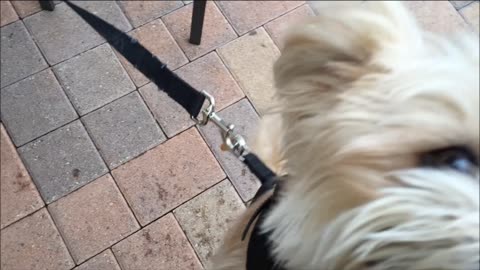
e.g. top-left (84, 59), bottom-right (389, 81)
top-left (1, 1), bottom-right (478, 269)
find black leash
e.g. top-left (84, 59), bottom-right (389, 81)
top-left (64, 1), bottom-right (205, 118)
top-left (65, 2), bottom-right (281, 269)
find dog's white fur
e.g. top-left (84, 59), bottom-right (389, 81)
top-left (212, 2), bottom-right (479, 269)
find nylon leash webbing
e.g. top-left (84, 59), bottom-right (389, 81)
top-left (65, 1), bottom-right (278, 180)
top-left (64, 1), bottom-right (205, 118)
top-left (66, 2), bottom-right (280, 269)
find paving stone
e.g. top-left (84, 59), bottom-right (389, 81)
top-left (265, 4), bottom-right (314, 47)
top-left (1, 1), bottom-right (18, 27)
top-left (10, 1), bottom-right (41, 18)
top-left (0, 20), bottom-right (48, 88)
top-left (163, 2), bottom-right (237, 60)
top-left (199, 99), bottom-right (260, 201)
top-left (74, 249), bottom-right (121, 270)
top-left (460, 1), bottom-right (479, 32)
top-left (139, 52), bottom-right (244, 138)
top-left (10, 0), bottom-right (60, 18)
top-left (112, 214), bottom-right (202, 270)
top-left (138, 82), bottom-right (193, 139)
top-left (174, 180), bottom-right (245, 264)
top-left (111, 128), bottom-right (225, 225)
top-left (176, 53), bottom-right (244, 109)
top-left (54, 44), bottom-right (135, 116)
top-left (82, 91), bottom-right (165, 169)
top-left (218, 27), bottom-right (279, 114)
top-left (450, 1), bottom-right (474, 9)
top-left (0, 125), bottom-right (43, 229)
top-left (49, 174), bottom-right (139, 264)
top-left (404, 1), bottom-right (470, 33)
top-left (118, 0), bottom-right (183, 28)
top-left (18, 120), bottom-right (108, 203)
top-left (0, 208), bottom-right (75, 270)
top-left (115, 18), bottom-right (188, 87)
top-left (0, 69), bottom-right (77, 146)
top-left (24, 1), bottom-right (132, 65)
top-left (216, 1), bottom-right (303, 35)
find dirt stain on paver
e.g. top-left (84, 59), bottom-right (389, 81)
top-left (72, 168), bottom-right (80, 178)
top-left (144, 248), bottom-right (153, 257)
top-left (143, 230), bottom-right (153, 242)
top-left (14, 175), bottom-right (30, 193)
top-left (14, 181), bottom-right (30, 192)
top-left (154, 182), bottom-right (167, 200)
top-left (194, 231), bottom-right (211, 248)
top-left (143, 230), bottom-right (159, 245)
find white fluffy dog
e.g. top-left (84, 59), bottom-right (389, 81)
top-left (212, 1), bottom-right (479, 269)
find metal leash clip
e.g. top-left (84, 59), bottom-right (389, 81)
top-left (192, 91), bottom-right (249, 159)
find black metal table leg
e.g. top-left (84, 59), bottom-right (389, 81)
top-left (40, 0), bottom-right (55, 11)
top-left (189, 0), bottom-right (207, 45)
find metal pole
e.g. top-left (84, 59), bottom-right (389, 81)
top-left (189, 0), bottom-right (207, 45)
top-left (39, 0), bottom-right (55, 11)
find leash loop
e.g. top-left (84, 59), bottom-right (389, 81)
top-left (191, 90), bottom-right (215, 126)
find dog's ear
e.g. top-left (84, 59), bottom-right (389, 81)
top-left (274, 1), bottom-right (421, 94)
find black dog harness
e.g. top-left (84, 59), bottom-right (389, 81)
top-left (243, 173), bottom-right (287, 270)
top-left (65, 2), bottom-right (283, 269)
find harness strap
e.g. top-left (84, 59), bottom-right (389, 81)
top-left (245, 179), bottom-right (286, 270)
top-left (241, 154), bottom-right (277, 241)
top-left (246, 197), bottom-right (279, 270)
top-left (65, 1), bottom-right (205, 118)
